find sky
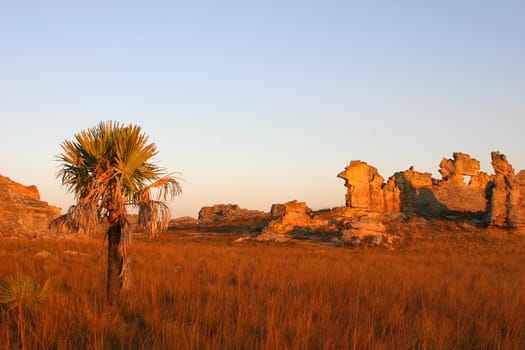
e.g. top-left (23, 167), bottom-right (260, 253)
top-left (1, 1), bottom-right (524, 217)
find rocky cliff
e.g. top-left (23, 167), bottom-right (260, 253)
top-left (0, 174), bottom-right (61, 237)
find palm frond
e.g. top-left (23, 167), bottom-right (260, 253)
top-left (0, 275), bottom-right (49, 311)
top-left (49, 203), bottom-right (103, 236)
top-left (138, 200), bottom-right (172, 238)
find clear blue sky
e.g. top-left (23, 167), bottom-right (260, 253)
top-left (1, 1), bottom-right (524, 217)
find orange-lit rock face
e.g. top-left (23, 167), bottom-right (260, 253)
top-left (262, 201), bottom-right (315, 236)
top-left (337, 161), bottom-right (389, 214)
top-left (197, 204), bottom-right (271, 232)
top-left (491, 151), bottom-right (514, 176)
top-left (1, 175), bottom-right (40, 201)
top-left (439, 152), bottom-right (481, 181)
top-left (510, 171), bottom-right (525, 229)
top-left (0, 174), bottom-right (61, 237)
top-left (338, 152), bottom-right (524, 228)
top-left (485, 152), bottom-right (525, 229)
top-left (259, 201), bottom-right (338, 238)
top-left (396, 154), bottom-right (489, 216)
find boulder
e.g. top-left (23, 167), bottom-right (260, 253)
top-left (0, 174), bottom-right (61, 238)
top-left (260, 201), bottom-right (313, 236)
top-left (342, 215), bottom-right (386, 238)
top-left (341, 216), bottom-right (399, 249)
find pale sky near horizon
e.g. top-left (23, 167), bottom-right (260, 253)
top-left (1, 1), bottom-right (524, 217)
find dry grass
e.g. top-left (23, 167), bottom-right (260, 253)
top-left (0, 230), bottom-right (524, 349)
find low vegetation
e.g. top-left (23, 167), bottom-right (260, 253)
top-left (0, 230), bottom-right (524, 349)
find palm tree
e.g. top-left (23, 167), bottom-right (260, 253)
top-left (55, 121), bottom-right (181, 304)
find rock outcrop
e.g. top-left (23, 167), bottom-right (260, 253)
top-left (257, 201), bottom-right (339, 241)
top-left (432, 152), bottom-right (490, 214)
top-left (197, 204), bottom-right (271, 232)
top-left (338, 151), bottom-right (525, 231)
top-left (393, 155), bottom-right (489, 218)
top-left (0, 174), bottom-right (61, 237)
top-left (337, 161), bottom-right (400, 215)
top-left (484, 152), bottom-right (525, 229)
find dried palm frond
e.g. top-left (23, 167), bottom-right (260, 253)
top-left (49, 203), bottom-right (103, 236)
top-left (137, 176), bottom-right (182, 237)
top-left (138, 200), bottom-right (172, 237)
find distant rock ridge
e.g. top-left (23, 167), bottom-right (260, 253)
top-left (0, 173), bottom-right (61, 238)
top-left (176, 151), bottom-right (524, 246)
top-left (6, 150), bottom-right (521, 244)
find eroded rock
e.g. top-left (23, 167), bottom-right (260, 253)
top-left (337, 152), bottom-right (516, 223)
top-left (439, 152), bottom-right (481, 181)
top-left (341, 215), bottom-right (399, 249)
top-left (337, 161), bottom-right (403, 216)
top-left (484, 152), bottom-right (525, 230)
top-left (197, 204), bottom-right (271, 232)
top-left (0, 174), bottom-right (61, 238)
top-left (257, 201), bottom-right (339, 240)
top-left (342, 215), bottom-right (386, 238)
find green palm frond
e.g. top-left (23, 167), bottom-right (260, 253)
top-left (0, 275), bottom-right (49, 311)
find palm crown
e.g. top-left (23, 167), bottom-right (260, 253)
top-left (57, 120), bottom-right (181, 236)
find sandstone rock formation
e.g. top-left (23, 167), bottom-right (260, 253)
top-left (197, 204), bottom-right (271, 232)
top-left (340, 214), bottom-right (400, 249)
top-left (484, 152), bottom-right (525, 229)
top-left (338, 151), bottom-right (524, 231)
top-left (433, 152), bottom-right (490, 214)
top-left (269, 203), bottom-right (286, 218)
top-left (342, 215), bottom-right (386, 238)
top-left (391, 167), bottom-right (439, 216)
top-left (0, 174), bottom-right (61, 237)
top-left (257, 201), bottom-right (339, 241)
top-left (337, 161), bottom-right (400, 215)
top-left (511, 170), bottom-right (525, 229)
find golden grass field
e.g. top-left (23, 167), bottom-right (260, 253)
top-left (1, 228), bottom-right (524, 349)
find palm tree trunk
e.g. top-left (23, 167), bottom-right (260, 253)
top-left (107, 214), bottom-right (123, 304)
